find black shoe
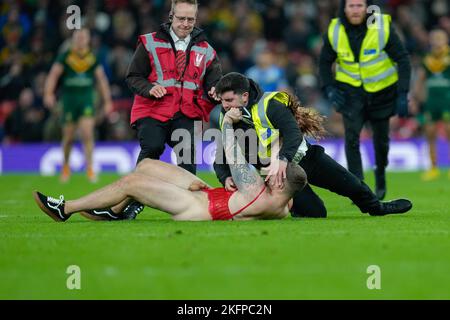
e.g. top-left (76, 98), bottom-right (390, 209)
top-left (375, 169), bottom-right (386, 200)
top-left (33, 191), bottom-right (70, 222)
top-left (80, 208), bottom-right (123, 221)
top-left (122, 201), bottom-right (145, 220)
top-left (368, 199), bottom-right (412, 216)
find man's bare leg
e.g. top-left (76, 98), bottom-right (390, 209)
top-left (78, 116), bottom-right (96, 182)
top-left (124, 174), bottom-right (209, 219)
top-left (34, 173), bottom-right (211, 221)
top-left (111, 198), bottom-right (132, 214)
top-left (62, 173), bottom-right (207, 218)
top-left (110, 159), bottom-right (206, 214)
top-left (64, 175), bottom-right (134, 214)
top-left (136, 159), bottom-right (210, 190)
top-left (425, 123), bottom-right (438, 168)
top-left (110, 159), bottom-right (209, 218)
top-left (61, 123), bottom-right (76, 182)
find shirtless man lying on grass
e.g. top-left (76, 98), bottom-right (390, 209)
top-left (33, 108), bottom-right (307, 221)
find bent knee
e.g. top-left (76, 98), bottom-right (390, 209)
top-left (136, 158), bottom-right (155, 171)
top-left (119, 174), bottom-right (136, 188)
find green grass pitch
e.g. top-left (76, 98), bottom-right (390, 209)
top-left (1, 171), bottom-right (449, 299)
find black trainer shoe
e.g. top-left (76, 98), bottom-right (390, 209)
top-left (368, 199), bottom-right (412, 216)
top-left (33, 191), bottom-right (70, 222)
top-left (375, 169), bottom-right (386, 200)
top-left (80, 208), bottom-right (123, 221)
top-left (122, 201), bottom-right (144, 220)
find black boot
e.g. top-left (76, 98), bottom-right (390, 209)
top-left (80, 208), bottom-right (123, 221)
top-left (368, 199), bottom-right (412, 216)
top-left (122, 201), bottom-right (145, 220)
top-left (375, 167), bottom-right (386, 200)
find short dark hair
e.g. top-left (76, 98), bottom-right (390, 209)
top-left (215, 72), bottom-right (250, 96)
top-left (285, 162), bottom-right (307, 195)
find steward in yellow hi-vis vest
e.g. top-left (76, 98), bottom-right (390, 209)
top-left (328, 13), bottom-right (398, 93)
top-left (211, 72), bottom-right (413, 218)
top-left (319, 0), bottom-right (411, 200)
top-left (218, 91), bottom-right (308, 163)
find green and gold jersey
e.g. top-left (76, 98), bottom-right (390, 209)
top-left (423, 51), bottom-right (450, 111)
top-left (56, 49), bottom-right (98, 96)
top-left (56, 49), bottom-right (99, 122)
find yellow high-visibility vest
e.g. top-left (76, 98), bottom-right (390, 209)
top-left (327, 14), bottom-right (398, 92)
top-left (220, 92), bottom-right (307, 162)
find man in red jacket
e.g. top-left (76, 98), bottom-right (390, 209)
top-left (124, 0), bottom-right (222, 218)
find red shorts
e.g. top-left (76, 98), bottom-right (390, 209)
top-left (202, 186), bottom-right (267, 221)
top-left (202, 188), bottom-right (234, 220)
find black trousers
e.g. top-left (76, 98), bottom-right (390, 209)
top-left (339, 88), bottom-right (392, 180)
top-left (342, 113), bottom-right (390, 180)
top-left (292, 145), bottom-right (380, 218)
top-left (134, 112), bottom-right (196, 174)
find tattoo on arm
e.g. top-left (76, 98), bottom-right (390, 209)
top-left (222, 122), bottom-right (264, 197)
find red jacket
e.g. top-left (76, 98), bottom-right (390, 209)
top-left (130, 30), bottom-right (218, 124)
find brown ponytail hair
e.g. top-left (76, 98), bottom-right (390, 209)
top-left (283, 92), bottom-right (327, 140)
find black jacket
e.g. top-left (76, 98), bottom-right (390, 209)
top-left (213, 79), bottom-right (303, 185)
top-left (125, 23), bottom-right (222, 101)
top-left (319, 0), bottom-right (411, 112)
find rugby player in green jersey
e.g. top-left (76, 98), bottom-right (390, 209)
top-left (44, 28), bottom-right (112, 183)
top-left (411, 29), bottom-right (450, 181)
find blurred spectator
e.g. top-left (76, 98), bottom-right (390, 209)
top-left (246, 49), bottom-right (289, 91)
top-left (231, 38), bottom-right (254, 73)
top-left (4, 88), bottom-right (47, 143)
top-left (0, 3), bottom-right (32, 48)
top-left (261, 0), bottom-right (286, 41)
top-left (0, 54), bottom-right (28, 100)
top-left (283, 15), bottom-right (311, 52)
top-left (108, 43), bottom-right (134, 98)
top-left (110, 9), bottom-right (136, 48)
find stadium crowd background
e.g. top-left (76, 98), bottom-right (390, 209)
top-left (1, 0), bottom-right (449, 144)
